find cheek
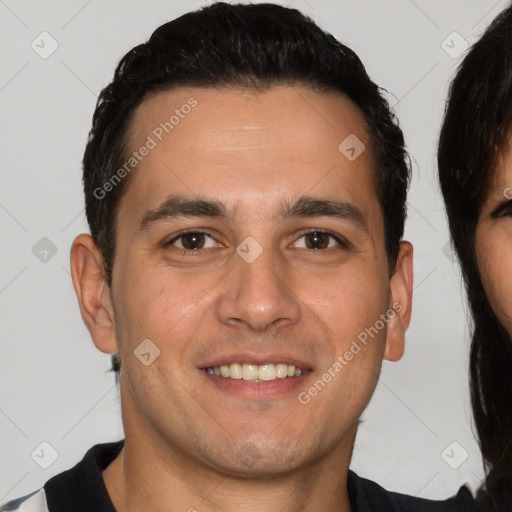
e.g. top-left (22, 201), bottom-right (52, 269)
top-left (113, 245), bottom-right (390, 363)
top-left (304, 266), bottom-right (389, 347)
top-left (113, 258), bottom-right (222, 349)
top-left (476, 230), bottom-right (512, 332)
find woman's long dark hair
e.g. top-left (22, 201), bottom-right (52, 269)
top-left (438, 5), bottom-right (512, 508)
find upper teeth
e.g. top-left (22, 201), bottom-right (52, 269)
top-left (205, 363), bottom-right (303, 381)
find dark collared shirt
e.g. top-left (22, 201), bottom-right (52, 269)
top-left (0, 440), bottom-right (478, 511)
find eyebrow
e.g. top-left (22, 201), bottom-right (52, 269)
top-left (278, 196), bottom-right (368, 232)
top-left (138, 195), bottom-right (230, 232)
top-left (137, 194), bottom-right (368, 233)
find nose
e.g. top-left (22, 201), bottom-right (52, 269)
top-left (215, 245), bottom-right (301, 332)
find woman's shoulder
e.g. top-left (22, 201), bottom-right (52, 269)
top-left (349, 470), bottom-right (478, 512)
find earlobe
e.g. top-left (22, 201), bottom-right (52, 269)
top-left (384, 241), bottom-right (413, 362)
top-left (70, 234), bottom-right (117, 355)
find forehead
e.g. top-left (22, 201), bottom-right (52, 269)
top-left (482, 134), bottom-right (512, 201)
top-left (118, 85), bottom-right (380, 229)
top-left (494, 135), bottom-right (512, 182)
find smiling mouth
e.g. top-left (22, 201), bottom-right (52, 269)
top-left (204, 363), bottom-right (306, 382)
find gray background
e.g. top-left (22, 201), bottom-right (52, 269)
top-left (1, 0), bottom-right (507, 503)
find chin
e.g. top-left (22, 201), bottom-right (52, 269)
top-left (198, 435), bottom-right (311, 477)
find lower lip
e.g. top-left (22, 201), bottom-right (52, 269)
top-left (201, 370), bottom-right (310, 400)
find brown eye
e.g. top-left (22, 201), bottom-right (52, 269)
top-left (305, 232), bottom-right (330, 249)
top-left (168, 232), bottom-right (218, 250)
top-left (293, 231), bottom-right (344, 250)
top-left (182, 233), bottom-right (205, 249)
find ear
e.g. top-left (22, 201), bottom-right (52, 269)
top-left (383, 241), bottom-right (413, 362)
top-left (70, 233), bottom-right (117, 354)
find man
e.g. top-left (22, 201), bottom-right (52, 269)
top-left (1, 3), bottom-right (476, 511)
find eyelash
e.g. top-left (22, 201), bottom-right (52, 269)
top-left (491, 199), bottom-right (512, 218)
top-left (164, 229), bottom-right (348, 255)
top-left (293, 229), bottom-right (349, 250)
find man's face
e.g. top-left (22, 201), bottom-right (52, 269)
top-left (96, 86), bottom-right (406, 475)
